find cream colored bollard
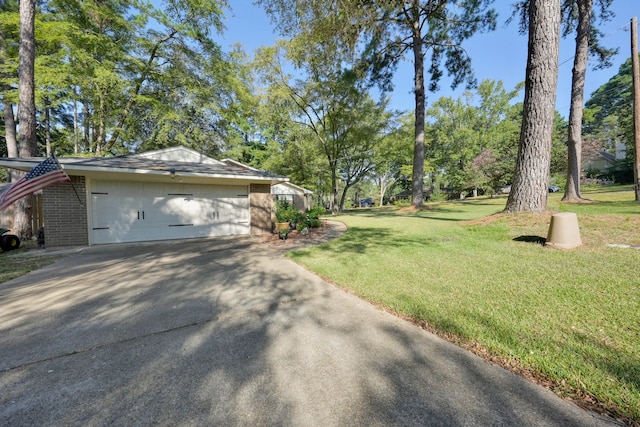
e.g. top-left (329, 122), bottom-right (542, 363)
top-left (546, 212), bottom-right (582, 249)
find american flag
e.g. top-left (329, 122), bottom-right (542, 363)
top-left (0, 156), bottom-right (71, 211)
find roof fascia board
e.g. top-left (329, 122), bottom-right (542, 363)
top-left (0, 158), bottom-right (288, 184)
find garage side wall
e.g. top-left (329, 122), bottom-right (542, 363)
top-left (43, 176), bottom-right (88, 248)
top-left (250, 184), bottom-right (272, 234)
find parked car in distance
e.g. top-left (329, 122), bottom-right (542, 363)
top-left (549, 185), bottom-right (560, 193)
top-left (359, 198), bottom-right (374, 207)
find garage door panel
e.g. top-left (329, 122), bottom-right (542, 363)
top-left (163, 196), bottom-right (217, 226)
top-left (90, 181), bottom-right (251, 244)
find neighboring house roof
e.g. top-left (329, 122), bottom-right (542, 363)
top-left (272, 182), bottom-right (313, 195)
top-left (220, 159), bottom-right (309, 190)
top-left (220, 159), bottom-right (312, 195)
top-left (584, 150), bottom-right (617, 172)
top-left (597, 151), bottom-right (616, 163)
top-left (221, 158), bottom-right (260, 171)
top-left (0, 146), bottom-right (288, 184)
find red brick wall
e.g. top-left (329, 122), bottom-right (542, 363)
top-left (43, 176), bottom-right (88, 248)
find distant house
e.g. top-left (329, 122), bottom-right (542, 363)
top-left (583, 143), bottom-right (627, 178)
top-left (271, 182), bottom-right (313, 211)
top-left (220, 159), bottom-right (313, 212)
top-left (583, 151), bottom-right (617, 176)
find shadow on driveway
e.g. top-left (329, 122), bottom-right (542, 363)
top-left (0, 237), bottom-right (619, 426)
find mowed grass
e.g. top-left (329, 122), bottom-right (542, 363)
top-left (290, 187), bottom-right (640, 424)
top-left (0, 241), bottom-right (59, 284)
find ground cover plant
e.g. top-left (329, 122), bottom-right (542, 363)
top-left (289, 186), bottom-right (639, 424)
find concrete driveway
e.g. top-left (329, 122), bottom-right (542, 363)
top-left (0, 233), bottom-right (620, 426)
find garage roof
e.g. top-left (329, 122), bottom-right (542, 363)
top-left (0, 146), bottom-right (288, 185)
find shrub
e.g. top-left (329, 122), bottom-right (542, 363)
top-left (293, 205), bottom-right (326, 231)
top-left (306, 205), bottom-right (327, 220)
top-left (275, 200), bottom-right (296, 223)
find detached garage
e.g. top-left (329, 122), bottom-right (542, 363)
top-left (0, 147), bottom-right (286, 247)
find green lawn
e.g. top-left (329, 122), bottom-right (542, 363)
top-left (290, 187), bottom-right (640, 423)
top-left (0, 240), bottom-right (59, 284)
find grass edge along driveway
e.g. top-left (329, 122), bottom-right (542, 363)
top-left (289, 189), bottom-right (639, 425)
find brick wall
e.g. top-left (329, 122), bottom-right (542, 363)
top-left (43, 176), bottom-right (88, 248)
top-left (250, 183), bottom-right (272, 234)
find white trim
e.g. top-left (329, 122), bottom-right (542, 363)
top-left (133, 146), bottom-right (225, 164)
top-left (0, 158), bottom-right (281, 184)
top-left (220, 158), bottom-right (260, 171)
top-left (271, 182), bottom-right (313, 195)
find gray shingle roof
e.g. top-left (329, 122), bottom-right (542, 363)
top-left (59, 155), bottom-right (283, 179)
top-left (0, 154), bottom-right (286, 182)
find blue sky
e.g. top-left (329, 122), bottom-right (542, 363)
top-left (215, 1), bottom-right (638, 119)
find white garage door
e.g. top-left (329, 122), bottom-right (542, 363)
top-left (90, 181), bottom-right (250, 244)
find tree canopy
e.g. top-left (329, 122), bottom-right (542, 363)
top-left (1, 0), bottom-right (252, 157)
top-left (1, 0), bottom-right (627, 212)
top-left (258, 0), bottom-right (497, 208)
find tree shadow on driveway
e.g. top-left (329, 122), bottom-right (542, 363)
top-left (0, 237), bottom-right (615, 426)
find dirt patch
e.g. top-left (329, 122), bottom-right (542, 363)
top-left (255, 220), bottom-right (346, 251)
top-left (397, 205), bottom-right (433, 213)
top-left (465, 212), bottom-right (508, 226)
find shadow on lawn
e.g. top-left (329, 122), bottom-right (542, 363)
top-left (0, 236), bottom-right (605, 426)
top-left (513, 235), bottom-right (546, 246)
top-left (566, 329), bottom-right (640, 420)
top-left (343, 206), bottom-right (483, 222)
top-left (300, 226), bottom-right (445, 255)
top-left (413, 303), bottom-right (637, 423)
top-left (550, 200), bottom-right (640, 216)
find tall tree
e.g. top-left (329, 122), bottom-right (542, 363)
top-left (13, 0), bottom-right (38, 238)
top-left (254, 42), bottom-right (395, 211)
top-left (0, 0), bottom-right (19, 166)
top-left (562, 0), bottom-right (616, 201)
top-left (335, 95), bottom-right (395, 210)
top-left (0, 21), bottom-right (18, 172)
top-left (427, 80), bottom-right (522, 197)
top-left (369, 113), bottom-right (414, 206)
top-left (584, 56), bottom-right (637, 183)
top-left (18, 0), bottom-right (36, 157)
top-left (505, 0), bottom-right (561, 213)
top-left (258, 0), bottom-right (497, 209)
top-left (564, 0), bottom-right (593, 201)
top-left (512, 0), bottom-right (617, 202)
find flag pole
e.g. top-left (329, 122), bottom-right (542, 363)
top-left (52, 154), bottom-right (83, 207)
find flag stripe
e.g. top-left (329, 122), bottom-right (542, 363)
top-left (1, 171), bottom-right (69, 202)
top-left (0, 157), bottom-right (71, 211)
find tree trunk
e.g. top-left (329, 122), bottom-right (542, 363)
top-left (330, 161), bottom-right (339, 212)
top-left (378, 175), bottom-right (392, 207)
top-left (505, 0), bottom-right (561, 213)
top-left (339, 183), bottom-right (351, 212)
top-left (18, 0), bottom-right (37, 158)
top-left (95, 92), bottom-right (106, 155)
top-left (16, 0), bottom-right (37, 238)
top-left (45, 100), bottom-right (52, 156)
top-left (411, 7), bottom-right (425, 209)
top-left (3, 101), bottom-right (18, 176)
top-left (83, 101), bottom-right (91, 152)
top-left (73, 95), bottom-right (79, 154)
top-left (1, 32), bottom-right (18, 179)
top-left (563, 0), bottom-right (592, 202)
